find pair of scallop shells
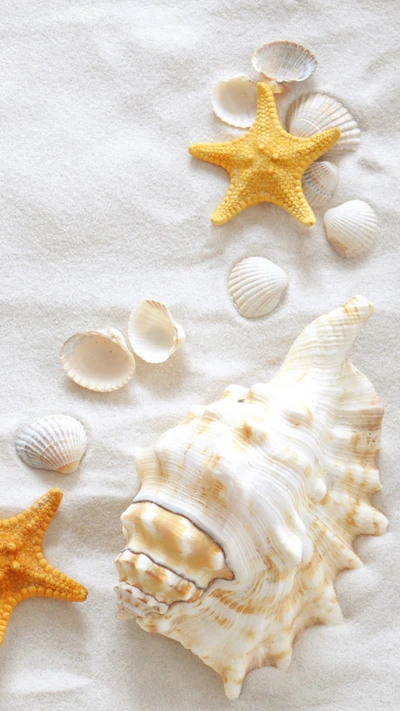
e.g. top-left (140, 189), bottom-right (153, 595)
top-left (324, 200), bottom-right (377, 258)
top-left (60, 301), bottom-right (185, 393)
top-left (16, 415), bottom-right (87, 474)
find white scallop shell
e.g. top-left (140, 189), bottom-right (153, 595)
top-left (252, 41), bottom-right (317, 90)
top-left (60, 328), bottom-right (135, 392)
top-left (302, 161), bottom-right (338, 207)
top-left (16, 414), bottom-right (87, 474)
top-left (324, 200), bottom-right (377, 258)
top-left (128, 300), bottom-right (185, 364)
top-left (228, 257), bottom-right (287, 319)
top-left (286, 93), bottom-right (361, 155)
top-left (212, 75), bottom-right (257, 128)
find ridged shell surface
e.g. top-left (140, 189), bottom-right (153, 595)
top-left (228, 257), bottom-right (287, 318)
top-left (302, 161), bottom-right (338, 207)
top-left (115, 295), bottom-right (387, 700)
top-left (16, 415), bottom-right (87, 474)
top-left (252, 41), bottom-right (317, 87)
top-left (212, 75), bottom-right (257, 128)
top-left (324, 200), bottom-right (377, 258)
top-left (286, 93), bottom-right (361, 155)
top-left (60, 328), bottom-right (135, 392)
top-left (128, 300), bottom-right (185, 364)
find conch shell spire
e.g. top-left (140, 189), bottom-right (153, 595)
top-left (115, 296), bottom-right (387, 700)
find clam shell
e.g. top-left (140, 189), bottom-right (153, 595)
top-left (228, 257), bottom-right (288, 319)
top-left (324, 199), bottom-right (377, 258)
top-left (252, 41), bottom-right (317, 89)
top-left (286, 93), bottom-right (361, 155)
top-left (60, 328), bottom-right (135, 392)
top-left (16, 414), bottom-right (87, 474)
top-left (212, 75), bottom-right (257, 128)
top-left (128, 300), bottom-right (185, 364)
top-left (302, 161), bottom-right (338, 207)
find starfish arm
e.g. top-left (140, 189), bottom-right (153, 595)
top-left (276, 175), bottom-right (316, 227)
top-left (210, 170), bottom-right (251, 225)
top-left (253, 82), bottom-right (282, 130)
top-left (300, 127), bottom-right (341, 165)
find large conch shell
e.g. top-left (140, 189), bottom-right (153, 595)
top-left (115, 296), bottom-right (387, 700)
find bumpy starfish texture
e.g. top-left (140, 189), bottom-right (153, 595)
top-left (189, 83), bottom-right (341, 227)
top-left (0, 488), bottom-right (87, 646)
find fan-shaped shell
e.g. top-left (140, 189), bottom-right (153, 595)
top-left (116, 295), bottom-right (387, 700)
top-left (60, 328), bottom-right (135, 392)
top-left (324, 200), bottom-right (377, 258)
top-left (228, 257), bottom-right (287, 319)
top-left (302, 161), bottom-right (338, 207)
top-left (212, 75), bottom-right (258, 128)
top-left (16, 415), bottom-right (87, 474)
top-left (252, 41), bottom-right (317, 90)
top-left (128, 300), bottom-right (184, 364)
top-left (286, 93), bottom-right (361, 155)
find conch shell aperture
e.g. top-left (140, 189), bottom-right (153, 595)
top-left (115, 296), bottom-right (387, 699)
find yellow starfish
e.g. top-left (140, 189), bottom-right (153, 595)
top-left (189, 82), bottom-right (341, 227)
top-left (0, 488), bottom-right (87, 646)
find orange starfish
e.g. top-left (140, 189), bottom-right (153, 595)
top-left (189, 82), bottom-right (341, 227)
top-left (0, 488), bottom-right (87, 646)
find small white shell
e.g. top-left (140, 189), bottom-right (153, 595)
top-left (252, 41), bottom-right (317, 89)
top-left (16, 414), bottom-right (87, 474)
top-left (212, 75), bottom-right (257, 128)
top-left (228, 257), bottom-right (288, 319)
top-left (286, 93), bottom-right (361, 155)
top-left (323, 200), bottom-right (377, 258)
top-left (60, 328), bottom-right (136, 392)
top-left (302, 161), bottom-right (338, 207)
top-left (128, 301), bottom-right (185, 364)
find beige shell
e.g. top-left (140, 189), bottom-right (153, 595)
top-left (212, 75), bottom-right (258, 128)
top-left (302, 160), bottom-right (338, 207)
top-left (228, 257), bottom-right (287, 318)
top-left (16, 414), bottom-right (87, 474)
top-left (115, 295), bottom-right (387, 699)
top-left (128, 300), bottom-right (185, 364)
top-left (60, 328), bottom-right (135, 392)
top-left (286, 93), bottom-right (361, 155)
top-left (324, 200), bottom-right (377, 258)
top-left (252, 40), bottom-right (317, 92)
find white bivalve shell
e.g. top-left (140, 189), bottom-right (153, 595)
top-left (60, 328), bottom-right (135, 392)
top-left (252, 40), bottom-right (317, 92)
top-left (128, 300), bottom-right (185, 364)
top-left (212, 75), bottom-right (258, 128)
top-left (228, 257), bottom-right (287, 318)
top-left (16, 414), bottom-right (87, 474)
top-left (324, 200), bottom-right (377, 258)
top-left (115, 295), bottom-right (387, 700)
top-left (302, 161), bottom-right (338, 207)
top-left (286, 93), bottom-right (361, 155)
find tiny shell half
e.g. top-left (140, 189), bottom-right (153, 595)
top-left (228, 257), bottom-right (288, 319)
top-left (252, 41), bottom-right (317, 89)
top-left (324, 200), bottom-right (377, 258)
top-left (286, 93), bottom-right (361, 155)
top-left (302, 161), bottom-right (338, 207)
top-left (16, 414), bottom-right (87, 474)
top-left (60, 328), bottom-right (136, 392)
top-left (212, 75), bottom-right (258, 128)
top-left (128, 301), bottom-right (185, 364)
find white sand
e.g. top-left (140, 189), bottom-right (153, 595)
top-left (0, 1), bottom-right (399, 709)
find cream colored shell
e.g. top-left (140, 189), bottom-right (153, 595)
top-left (324, 199), bottom-right (377, 258)
top-left (128, 300), bottom-right (184, 364)
top-left (212, 75), bottom-right (258, 128)
top-left (16, 414), bottom-right (87, 473)
top-left (252, 41), bottom-right (317, 93)
top-left (302, 160), bottom-right (338, 207)
top-left (228, 257), bottom-right (287, 318)
top-left (115, 296), bottom-right (387, 699)
top-left (286, 93), bottom-right (361, 155)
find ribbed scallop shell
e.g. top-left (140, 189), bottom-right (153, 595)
top-left (228, 257), bottom-right (287, 318)
top-left (16, 415), bottom-right (87, 474)
top-left (212, 75), bottom-right (258, 128)
top-left (302, 160), bottom-right (338, 207)
top-left (128, 300), bottom-right (185, 364)
top-left (252, 41), bottom-right (317, 90)
top-left (324, 200), bottom-right (377, 258)
top-left (286, 93), bottom-right (361, 155)
top-left (60, 328), bottom-right (135, 392)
